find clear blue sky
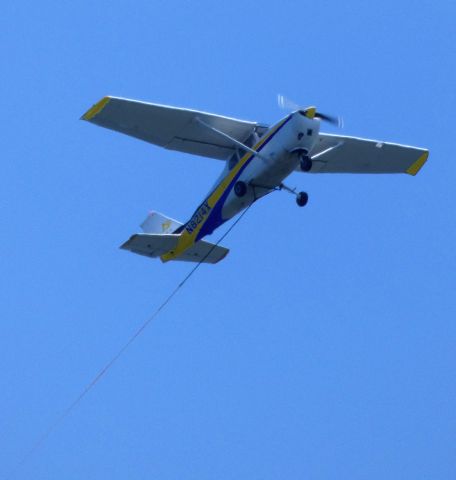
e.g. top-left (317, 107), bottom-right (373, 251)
top-left (1, 1), bottom-right (455, 479)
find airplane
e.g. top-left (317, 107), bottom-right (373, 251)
top-left (81, 96), bottom-right (429, 264)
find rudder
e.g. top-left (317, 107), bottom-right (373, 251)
top-left (140, 211), bottom-right (182, 234)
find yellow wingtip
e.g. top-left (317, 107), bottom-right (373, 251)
top-left (81, 96), bottom-right (111, 121)
top-left (406, 151), bottom-right (429, 176)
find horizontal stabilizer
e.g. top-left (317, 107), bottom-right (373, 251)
top-left (120, 233), bottom-right (229, 264)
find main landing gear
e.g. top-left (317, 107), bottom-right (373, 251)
top-left (235, 179), bottom-right (308, 207)
top-left (280, 183), bottom-right (309, 207)
top-left (234, 181), bottom-right (247, 197)
top-left (296, 191), bottom-right (309, 207)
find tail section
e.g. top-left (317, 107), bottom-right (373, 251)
top-left (120, 211), bottom-right (229, 264)
top-left (140, 211), bottom-right (182, 234)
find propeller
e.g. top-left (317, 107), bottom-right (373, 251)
top-left (277, 94), bottom-right (300, 111)
top-left (278, 94), bottom-right (344, 128)
top-left (314, 111), bottom-right (344, 127)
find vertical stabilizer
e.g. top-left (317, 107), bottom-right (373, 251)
top-left (141, 211), bottom-right (182, 234)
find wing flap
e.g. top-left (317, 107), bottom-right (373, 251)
top-left (305, 133), bottom-right (428, 175)
top-left (81, 96), bottom-right (267, 160)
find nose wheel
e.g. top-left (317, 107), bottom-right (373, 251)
top-left (299, 155), bottom-right (313, 172)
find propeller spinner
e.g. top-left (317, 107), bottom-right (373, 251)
top-left (278, 94), bottom-right (344, 128)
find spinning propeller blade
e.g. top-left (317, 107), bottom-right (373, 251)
top-left (277, 94), bottom-right (300, 111)
top-left (314, 112), bottom-right (344, 127)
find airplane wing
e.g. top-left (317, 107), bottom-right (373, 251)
top-left (120, 233), bottom-right (229, 264)
top-left (81, 96), bottom-right (268, 160)
top-left (305, 133), bottom-right (428, 175)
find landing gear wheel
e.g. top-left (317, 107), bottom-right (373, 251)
top-left (296, 191), bottom-right (309, 207)
top-left (300, 155), bottom-right (313, 172)
top-left (234, 181), bottom-right (247, 197)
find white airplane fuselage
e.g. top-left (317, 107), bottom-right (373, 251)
top-left (81, 94), bottom-right (429, 264)
top-left (162, 111), bottom-right (321, 261)
top-left (220, 111), bottom-right (320, 219)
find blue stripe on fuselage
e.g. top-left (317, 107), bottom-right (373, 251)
top-left (195, 116), bottom-right (292, 241)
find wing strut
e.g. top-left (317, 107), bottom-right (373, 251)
top-left (195, 117), bottom-right (269, 161)
top-left (311, 141), bottom-right (344, 163)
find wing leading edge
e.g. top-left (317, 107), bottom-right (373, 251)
top-left (305, 133), bottom-right (428, 175)
top-left (81, 96), bottom-right (268, 160)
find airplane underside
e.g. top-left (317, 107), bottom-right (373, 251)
top-left (81, 95), bottom-right (429, 264)
top-left (220, 150), bottom-right (301, 220)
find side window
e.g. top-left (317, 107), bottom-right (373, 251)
top-left (243, 132), bottom-right (259, 148)
top-left (228, 148), bottom-right (247, 170)
top-left (237, 148), bottom-right (247, 159)
top-left (228, 153), bottom-right (238, 170)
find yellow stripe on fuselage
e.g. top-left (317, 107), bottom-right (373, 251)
top-left (160, 117), bottom-right (290, 262)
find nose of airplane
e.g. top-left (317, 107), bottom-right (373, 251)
top-left (298, 107), bottom-right (317, 119)
top-left (298, 107), bottom-right (342, 127)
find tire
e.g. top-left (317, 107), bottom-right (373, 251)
top-left (300, 156), bottom-right (313, 172)
top-left (296, 191), bottom-right (309, 207)
top-left (234, 181), bottom-right (247, 197)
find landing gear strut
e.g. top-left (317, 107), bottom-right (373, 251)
top-left (245, 181), bottom-right (309, 207)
